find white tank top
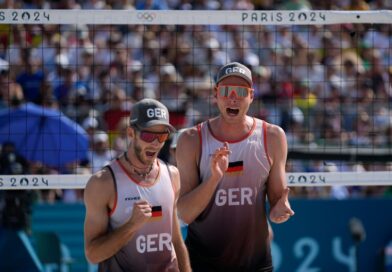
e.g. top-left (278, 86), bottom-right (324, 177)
top-left (186, 118), bottom-right (273, 270)
top-left (98, 159), bottom-right (179, 272)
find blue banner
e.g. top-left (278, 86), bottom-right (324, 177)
top-left (30, 198), bottom-right (392, 272)
top-left (271, 199), bottom-right (392, 272)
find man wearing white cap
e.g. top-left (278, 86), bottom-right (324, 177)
top-left (87, 130), bottom-right (114, 174)
top-left (176, 62), bottom-right (294, 271)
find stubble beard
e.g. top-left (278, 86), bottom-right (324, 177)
top-left (133, 139), bottom-right (154, 167)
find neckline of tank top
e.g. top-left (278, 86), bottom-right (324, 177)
top-left (206, 117), bottom-right (257, 143)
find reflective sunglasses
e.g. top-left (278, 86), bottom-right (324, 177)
top-left (217, 85), bottom-right (252, 98)
top-left (137, 130), bottom-right (170, 143)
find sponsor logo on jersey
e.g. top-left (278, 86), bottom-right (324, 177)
top-left (124, 195), bottom-right (141, 201)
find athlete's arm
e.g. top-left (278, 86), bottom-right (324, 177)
top-left (84, 168), bottom-right (152, 263)
top-left (176, 127), bottom-right (230, 224)
top-left (169, 165), bottom-right (192, 272)
top-left (265, 124), bottom-right (294, 224)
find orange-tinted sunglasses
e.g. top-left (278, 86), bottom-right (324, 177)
top-left (138, 130), bottom-right (170, 143)
top-left (217, 85), bottom-right (252, 98)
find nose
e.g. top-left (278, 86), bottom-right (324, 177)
top-left (228, 90), bottom-right (238, 100)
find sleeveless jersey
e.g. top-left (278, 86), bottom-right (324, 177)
top-left (98, 159), bottom-right (179, 272)
top-left (186, 118), bottom-right (272, 271)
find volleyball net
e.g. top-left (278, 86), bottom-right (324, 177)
top-left (0, 9), bottom-right (391, 191)
top-left (0, 171), bottom-right (392, 190)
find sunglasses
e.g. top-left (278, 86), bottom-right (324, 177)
top-left (217, 85), bottom-right (252, 98)
top-left (137, 130), bottom-right (170, 143)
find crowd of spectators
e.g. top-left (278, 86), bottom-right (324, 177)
top-left (0, 0), bottom-right (391, 202)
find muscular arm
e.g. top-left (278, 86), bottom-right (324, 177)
top-left (84, 169), bottom-right (151, 263)
top-left (266, 124), bottom-right (294, 224)
top-left (169, 165), bottom-right (192, 272)
top-left (176, 127), bottom-right (229, 224)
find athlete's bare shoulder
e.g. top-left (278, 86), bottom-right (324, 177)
top-left (263, 121), bottom-right (287, 164)
top-left (86, 167), bottom-right (113, 187)
top-left (264, 121), bottom-right (286, 141)
top-left (181, 125), bottom-right (199, 140)
top-left (85, 167), bottom-right (115, 204)
top-left (177, 125), bottom-right (201, 151)
top-left (176, 124), bottom-right (203, 174)
top-left (165, 163), bottom-right (181, 195)
top-left (166, 163), bottom-right (180, 177)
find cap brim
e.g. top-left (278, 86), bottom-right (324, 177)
top-left (138, 120), bottom-right (176, 132)
top-left (216, 74), bottom-right (252, 86)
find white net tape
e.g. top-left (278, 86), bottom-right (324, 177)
top-left (0, 171), bottom-right (391, 190)
top-left (0, 10), bottom-right (391, 25)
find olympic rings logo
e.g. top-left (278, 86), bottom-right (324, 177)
top-left (137, 12), bottom-right (156, 22)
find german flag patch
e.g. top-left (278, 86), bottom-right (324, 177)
top-left (150, 206), bottom-right (162, 221)
top-left (226, 161), bottom-right (244, 176)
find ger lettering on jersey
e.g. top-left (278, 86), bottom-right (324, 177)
top-left (98, 159), bottom-right (178, 272)
top-left (186, 118), bottom-right (272, 269)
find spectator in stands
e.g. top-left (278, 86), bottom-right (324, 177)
top-left (31, 161), bottom-right (61, 204)
top-left (62, 163), bottom-right (91, 203)
top-left (103, 87), bottom-right (131, 134)
top-left (0, 142), bottom-right (34, 232)
top-left (157, 63), bottom-right (188, 129)
top-left (347, 0), bottom-right (369, 10)
top-left (87, 130), bottom-right (115, 173)
top-left (111, 116), bottom-right (130, 156)
top-left (0, 58), bottom-right (24, 109)
top-left (135, 0), bottom-right (168, 9)
top-left (16, 49), bottom-right (45, 104)
top-left (168, 128), bottom-right (186, 166)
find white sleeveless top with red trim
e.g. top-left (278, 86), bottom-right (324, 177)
top-left (186, 118), bottom-right (273, 270)
top-left (98, 159), bottom-right (179, 272)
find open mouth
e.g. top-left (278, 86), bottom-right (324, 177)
top-left (146, 151), bottom-right (157, 158)
top-left (226, 108), bottom-right (239, 116)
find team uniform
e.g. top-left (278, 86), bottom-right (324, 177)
top-left (186, 118), bottom-right (273, 272)
top-left (98, 159), bottom-right (179, 272)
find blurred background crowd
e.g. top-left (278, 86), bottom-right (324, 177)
top-left (0, 0), bottom-right (392, 208)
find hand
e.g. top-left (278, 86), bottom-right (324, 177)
top-left (210, 142), bottom-right (231, 181)
top-left (128, 200), bottom-right (152, 230)
top-left (269, 188), bottom-right (295, 224)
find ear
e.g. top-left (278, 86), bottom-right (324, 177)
top-left (214, 86), bottom-right (218, 98)
top-left (127, 126), bottom-right (136, 139)
top-left (250, 88), bottom-right (255, 101)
